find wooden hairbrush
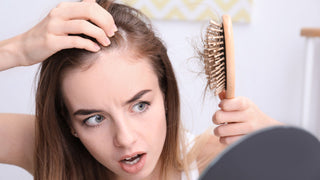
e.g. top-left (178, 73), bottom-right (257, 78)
top-left (204, 15), bottom-right (235, 99)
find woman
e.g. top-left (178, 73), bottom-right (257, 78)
top-left (0, 0), bottom-right (281, 179)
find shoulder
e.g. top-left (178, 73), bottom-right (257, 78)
top-left (195, 128), bottom-right (227, 174)
top-left (0, 113), bottom-right (35, 174)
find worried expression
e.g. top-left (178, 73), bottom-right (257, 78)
top-left (62, 50), bottom-right (167, 180)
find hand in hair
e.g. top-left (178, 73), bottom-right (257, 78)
top-left (0, 0), bottom-right (117, 71)
top-left (212, 92), bottom-right (283, 145)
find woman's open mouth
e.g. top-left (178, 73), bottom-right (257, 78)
top-left (119, 152), bottom-right (147, 174)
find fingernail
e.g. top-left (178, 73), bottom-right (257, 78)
top-left (108, 31), bottom-right (115, 37)
top-left (94, 43), bottom-right (101, 51)
top-left (104, 38), bottom-right (110, 46)
top-left (113, 24), bottom-right (118, 32)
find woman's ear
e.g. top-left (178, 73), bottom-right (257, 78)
top-left (71, 128), bottom-right (79, 138)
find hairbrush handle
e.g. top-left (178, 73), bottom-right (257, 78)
top-left (222, 15), bottom-right (235, 99)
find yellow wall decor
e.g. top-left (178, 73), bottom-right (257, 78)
top-left (119, 0), bottom-right (253, 23)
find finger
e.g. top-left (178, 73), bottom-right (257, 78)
top-left (213, 122), bottom-right (251, 137)
top-left (62, 20), bottom-right (110, 46)
top-left (54, 2), bottom-right (116, 37)
top-left (219, 96), bottom-right (250, 111)
top-left (53, 35), bottom-right (101, 52)
top-left (219, 135), bottom-right (243, 145)
top-left (218, 90), bottom-right (226, 100)
top-left (212, 110), bottom-right (247, 125)
top-left (82, 0), bottom-right (96, 2)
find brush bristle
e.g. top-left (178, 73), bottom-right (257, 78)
top-left (204, 19), bottom-right (226, 95)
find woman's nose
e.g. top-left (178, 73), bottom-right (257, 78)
top-left (113, 119), bottom-right (137, 148)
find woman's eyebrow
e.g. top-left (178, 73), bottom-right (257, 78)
top-left (72, 89), bottom-right (152, 116)
top-left (124, 89), bottom-right (152, 105)
top-left (73, 109), bottom-right (103, 116)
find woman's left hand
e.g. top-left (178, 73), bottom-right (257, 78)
top-left (212, 96), bottom-right (283, 145)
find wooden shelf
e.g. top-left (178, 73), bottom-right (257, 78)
top-left (301, 28), bottom-right (320, 37)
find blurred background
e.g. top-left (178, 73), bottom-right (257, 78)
top-left (1, 0), bottom-right (319, 179)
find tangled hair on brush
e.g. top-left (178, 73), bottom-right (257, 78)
top-left (34, 0), bottom-right (192, 179)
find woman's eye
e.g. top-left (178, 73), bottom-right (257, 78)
top-left (84, 114), bottom-right (104, 126)
top-left (132, 102), bottom-right (149, 113)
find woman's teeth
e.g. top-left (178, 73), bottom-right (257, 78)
top-left (122, 154), bottom-right (142, 165)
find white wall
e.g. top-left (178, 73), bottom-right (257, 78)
top-left (1, 0), bottom-right (320, 179)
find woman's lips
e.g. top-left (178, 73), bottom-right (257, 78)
top-left (119, 153), bottom-right (147, 174)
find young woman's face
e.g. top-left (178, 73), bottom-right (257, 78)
top-left (62, 51), bottom-right (167, 180)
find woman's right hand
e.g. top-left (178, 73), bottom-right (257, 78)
top-left (1, 0), bottom-right (117, 69)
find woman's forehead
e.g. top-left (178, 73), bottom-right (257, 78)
top-left (61, 51), bottom-right (159, 108)
top-left (63, 50), bottom-right (155, 79)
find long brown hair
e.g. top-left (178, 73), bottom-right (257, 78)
top-left (34, 1), bottom-right (186, 179)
